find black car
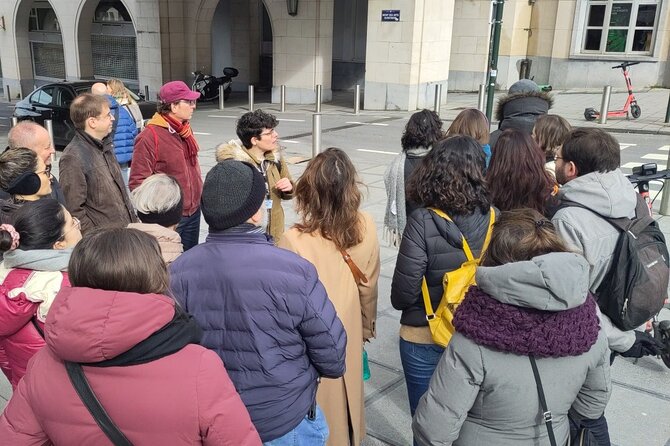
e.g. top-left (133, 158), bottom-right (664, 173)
top-left (13, 81), bottom-right (157, 148)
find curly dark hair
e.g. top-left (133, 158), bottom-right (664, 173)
top-left (486, 129), bottom-right (555, 213)
top-left (401, 109), bottom-right (444, 151)
top-left (236, 109), bottom-right (279, 149)
top-left (294, 148), bottom-right (363, 250)
top-left (407, 135), bottom-right (489, 215)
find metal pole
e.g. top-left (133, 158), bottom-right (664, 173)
top-left (315, 84), bottom-right (322, 113)
top-left (218, 84), bottom-right (225, 110)
top-left (249, 85), bottom-right (254, 112)
top-left (11, 117), bottom-right (18, 127)
top-left (485, 0), bottom-right (505, 122)
top-left (660, 165), bottom-right (670, 215)
top-left (354, 85), bottom-right (361, 115)
top-left (312, 114), bottom-right (322, 158)
top-left (144, 85), bottom-right (150, 101)
top-left (280, 85), bottom-right (286, 112)
top-left (599, 86), bottom-right (612, 125)
top-left (5, 85), bottom-right (11, 103)
top-left (45, 120), bottom-right (55, 156)
top-left (665, 90), bottom-right (670, 124)
top-left (433, 84), bottom-right (442, 115)
top-left (477, 84), bottom-right (486, 112)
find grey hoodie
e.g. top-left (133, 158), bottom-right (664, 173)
top-left (412, 253), bottom-right (611, 446)
top-left (552, 169), bottom-right (638, 352)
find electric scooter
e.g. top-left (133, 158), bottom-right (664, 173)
top-left (584, 61), bottom-right (641, 121)
top-left (191, 67), bottom-right (239, 102)
top-left (627, 162), bottom-right (670, 368)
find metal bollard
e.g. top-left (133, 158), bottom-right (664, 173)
top-left (218, 84), bottom-right (225, 110)
top-left (354, 85), bottom-right (361, 115)
top-left (599, 86), bottom-right (611, 125)
top-left (665, 90), bottom-right (670, 124)
top-left (249, 85), bottom-right (254, 112)
top-left (434, 84), bottom-right (442, 115)
top-left (11, 117), bottom-right (18, 127)
top-left (312, 114), bottom-right (322, 158)
top-left (315, 85), bottom-right (322, 113)
top-left (477, 84), bottom-right (486, 112)
top-left (144, 85), bottom-right (150, 101)
top-left (280, 85), bottom-right (286, 112)
top-left (45, 120), bottom-right (55, 157)
top-left (6, 85), bottom-right (11, 103)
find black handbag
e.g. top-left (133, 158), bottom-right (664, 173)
top-left (529, 355), bottom-right (599, 446)
top-left (65, 361), bottom-right (133, 446)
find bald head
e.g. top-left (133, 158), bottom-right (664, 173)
top-left (91, 82), bottom-right (109, 96)
top-left (7, 121), bottom-right (54, 165)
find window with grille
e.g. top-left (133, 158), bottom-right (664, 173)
top-left (582, 0), bottom-right (658, 54)
top-left (31, 42), bottom-right (66, 79)
top-left (91, 35), bottom-right (138, 81)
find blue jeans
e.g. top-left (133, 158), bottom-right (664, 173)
top-left (176, 207), bottom-right (201, 251)
top-left (399, 338), bottom-right (445, 416)
top-left (263, 406), bottom-right (328, 446)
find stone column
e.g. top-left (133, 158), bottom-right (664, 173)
top-left (364, 0), bottom-right (455, 111)
top-left (267, 0), bottom-right (335, 104)
top-left (134, 0), bottom-right (164, 96)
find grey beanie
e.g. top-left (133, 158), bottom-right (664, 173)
top-left (508, 79), bottom-right (539, 95)
top-left (201, 160), bottom-right (266, 231)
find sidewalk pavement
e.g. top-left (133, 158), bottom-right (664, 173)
top-left (0, 87), bottom-right (669, 445)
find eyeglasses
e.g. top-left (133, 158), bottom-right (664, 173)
top-left (96, 111), bottom-right (113, 119)
top-left (179, 100), bottom-right (197, 106)
top-left (60, 216), bottom-right (81, 241)
top-left (259, 129), bottom-right (277, 138)
top-left (36, 165), bottom-right (53, 180)
top-left (554, 156), bottom-right (564, 161)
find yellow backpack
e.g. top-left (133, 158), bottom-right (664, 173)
top-left (421, 208), bottom-right (495, 347)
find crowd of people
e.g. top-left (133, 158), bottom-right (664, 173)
top-left (0, 77), bottom-right (665, 445)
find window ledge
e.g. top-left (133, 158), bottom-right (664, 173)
top-left (569, 54), bottom-right (659, 62)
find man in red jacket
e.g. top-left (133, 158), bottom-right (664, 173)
top-left (130, 81), bottom-right (203, 250)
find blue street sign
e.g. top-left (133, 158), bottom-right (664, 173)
top-left (382, 10), bottom-right (400, 22)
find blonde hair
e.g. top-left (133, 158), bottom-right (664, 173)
top-left (107, 79), bottom-right (136, 105)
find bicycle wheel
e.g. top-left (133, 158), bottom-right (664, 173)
top-left (630, 104), bottom-right (641, 119)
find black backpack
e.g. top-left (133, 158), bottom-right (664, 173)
top-left (558, 197), bottom-right (669, 330)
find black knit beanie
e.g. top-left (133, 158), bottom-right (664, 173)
top-left (201, 160), bottom-right (266, 231)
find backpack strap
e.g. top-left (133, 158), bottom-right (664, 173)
top-left (558, 195), bottom-right (653, 235)
top-left (65, 361), bottom-right (133, 446)
top-left (529, 355), bottom-right (558, 446)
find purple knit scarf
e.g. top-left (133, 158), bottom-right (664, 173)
top-left (453, 287), bottom-right (600, 358)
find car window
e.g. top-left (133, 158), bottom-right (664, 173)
top-left (57, 87), bottom-right (75, 108)
top-left (74, 86), bottom-right (92, 95)
top-left (30, 87), bottom-right (55, 106)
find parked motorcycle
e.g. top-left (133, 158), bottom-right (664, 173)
top-left (191, 67), bottom-right (239, 102)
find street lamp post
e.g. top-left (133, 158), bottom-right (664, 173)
top-left (485, 0), bottom-right (505, 122)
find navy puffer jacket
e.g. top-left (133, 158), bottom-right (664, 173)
top-left (169, 231), bottom-right (347, 442)
top-left (107, 95), bottom-right (137, 164)
top-left (391, 207), bottom-right (496, 327)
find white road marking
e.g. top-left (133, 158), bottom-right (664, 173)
top-left (622, 161), bottom-right (666, 170)
top-left (657, 145), bottom-right (670, 151)
top-left (277, 118), bottom-right (305, 122)
top-left (357, 149), bottom-right (398, 155)
top-left (641, 153), bottom-right (669, 161)
top-left (280, 140), bottom-right (300, 144)
top-left (207, 115), bottom-right (238, 119)
top-left (0, 117), bottom-right (8, 120)
top-left (619, 143), bottom-right (636, 150)
top-left (346, 121), bottom-right (389, 126)
top-left (194, 132), bottom-right (211, 135)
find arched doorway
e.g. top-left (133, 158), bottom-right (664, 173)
top-left (90, 1), bottom-right (138, 89)
top-left (17, 1), bottom-right (66, 86)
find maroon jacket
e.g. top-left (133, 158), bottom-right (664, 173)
top-left (130, 123), bottom-right (203, 216)
top-left (0, 287), bottom-right (261, 445)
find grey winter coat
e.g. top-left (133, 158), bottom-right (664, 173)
top-left (412, 253), bottom-right (611, 446)
top-left (551, 169), bottom-right (638, 352)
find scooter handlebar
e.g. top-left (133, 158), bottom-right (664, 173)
top-left (612, 61), bottom-right (640, 69)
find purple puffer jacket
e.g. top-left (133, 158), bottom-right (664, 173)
top-left (170, 230), bottom-right (347, 442)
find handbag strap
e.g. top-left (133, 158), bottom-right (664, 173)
top-left (65, 361), bottom-right (133, 446)
top-left (340, 249), bottom-right (368, 285)
top-left (529, 355), bottom-right (558, 446)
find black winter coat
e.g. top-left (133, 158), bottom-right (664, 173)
top-left (391, 206), bottom-right (496, 326)
top-left (489, 90), bottom-right (553, 149)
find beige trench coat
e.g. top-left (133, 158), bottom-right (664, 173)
top-left (278, 212), bottom-right (380, 446)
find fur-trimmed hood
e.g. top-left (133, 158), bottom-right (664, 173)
top-left (215, 139), bottom-right (283, 166)
top-left (494, 89), bottom-right (553, 123)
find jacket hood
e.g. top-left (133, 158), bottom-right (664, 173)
top-left (557, 169), bottom-right (637, 218)
top-left (2, 248), bottom-right (73, 272)
top-left (45, 287), bottom-right (176, 363)
top-left (475, 252), bottom-right (590, 311)
top-left (494, 90), bottom-right (553, 122)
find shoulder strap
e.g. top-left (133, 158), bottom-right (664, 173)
top-left (559, 197), bottom-right (652, 233)
top-left (111, 104), bottom-right (120, 136)
top-left (340, 249), bottom-right (368, 285)
top-left (529, 355), bottom-right (558, 446)
top-left (65, 362), bottom-right (133, 446)
top-left (428, 207), bottom-right (495, 261)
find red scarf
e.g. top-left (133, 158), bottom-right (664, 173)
top-left (152, 113), bottom-right (199, 166)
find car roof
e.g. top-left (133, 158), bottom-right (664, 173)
top-left (38, 81), bottom-right (97, 89)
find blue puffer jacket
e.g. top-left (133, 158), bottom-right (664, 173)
top-left (169, 230), bottom-right (347, 442)
top-left (107, 95), bottom-right (137, 164)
